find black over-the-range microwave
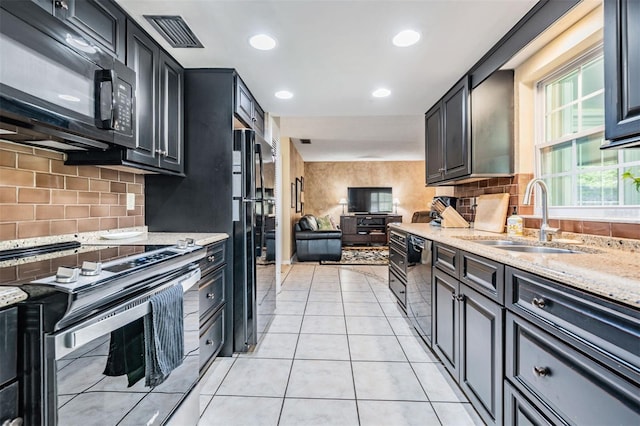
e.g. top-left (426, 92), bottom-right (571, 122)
top-left (0, 2), bottom-right (136, 151)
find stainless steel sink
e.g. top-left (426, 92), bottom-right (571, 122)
top-left (496, 245), bottom-right (582, 254)
top-left (473, 240), bottom-right (521, 246)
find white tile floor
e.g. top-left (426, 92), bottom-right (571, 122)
top-left (199, 264), bottom-right (484, 426)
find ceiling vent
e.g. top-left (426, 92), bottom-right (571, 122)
top-left (300, 139), bottom-right (312, 144)
top-left (144, 15), bottom-right (203, 48)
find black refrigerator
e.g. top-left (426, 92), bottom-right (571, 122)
top-left (145, 69), bottom-right (276, 356)
top-left (232, 129), bottom-right (276, 351)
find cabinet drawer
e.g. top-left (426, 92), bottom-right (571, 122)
top-left (389, 268), bottom-right (406, 307)
top-left (504, 381), bottom-right (553, 426)
top-left (0, 381), bottom-right (19, 424)
top-left (461, 251), bottom-right (504, 303)
top-left (200, 241), bottom-right (225, 276)
top-left (199, 268), bottom-right (225, 319)
top-left (433, 243), bottom-right (459, 278)
top-left (506, 267), bottom-right (640, 383)
top-left (389, 245), bottom-right (407, 275)
top-left (199, 307), bottom-right (224, 372)
top-left (389, 230), bottom-right (407, 248)
top-left (0, 308), bottom-right (17, 387)
top-left (505, 312), bottom-right (640, 426)
top-left (370, 233), bottom-right (387, 244)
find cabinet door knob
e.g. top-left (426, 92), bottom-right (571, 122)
top-left (533, 366), bottom-right (550, 377)
top-left (55, 0), bottom-right (69, 10)
top-left (206, 339), bottom-right (214, 346)
top-left (206, 293), bottom-right (215, 299)
top-left (532, 297), bottom-right (546, 309)
top-left (208, 255), bottom-right (215, 262)
top-left (456, 294), bottom-right (465, 302)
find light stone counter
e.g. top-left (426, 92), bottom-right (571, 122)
top-left (0, 228), bottom-right (228, 268)
top-left (0, 227), bottom-right (228, 251)
top-left (82, 232), bottom-right (228, 247)
top-left (390, 223), bottom-right (640, 309)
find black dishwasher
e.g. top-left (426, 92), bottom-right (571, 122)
top-left (406, 235), bottom-right (433, 347)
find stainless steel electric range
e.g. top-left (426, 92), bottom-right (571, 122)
top-left (0, 240), bottom-right (205, 426)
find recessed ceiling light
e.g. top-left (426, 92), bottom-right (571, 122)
top-left (275, 90), bottom-right (293, 99)
top-left (392, 29), bottom-right (420, 47)
top-left (372, 88), bottom-right (391, 98)
top-left (249, 34), bottom-right (276, 50)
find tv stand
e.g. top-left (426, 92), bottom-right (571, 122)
top-left (340, 214), bottom-right (402, 246)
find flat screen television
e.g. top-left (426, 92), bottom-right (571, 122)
top-left (348, 187), bottom-right (393, 213)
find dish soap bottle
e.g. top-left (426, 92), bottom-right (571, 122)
top-left (507, 206), bottom-right (523, 237)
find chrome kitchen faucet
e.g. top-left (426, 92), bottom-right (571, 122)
top-left (522, 178), bottom-right (560, 242)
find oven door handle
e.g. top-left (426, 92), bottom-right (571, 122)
top-left (54, 267), bottom-right (200, 360)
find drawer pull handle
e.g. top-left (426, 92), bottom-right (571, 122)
top-left (533, 366), bottom-right (550, 377)
top-left (208, 255), bottom-right (215, 262)
top-left (532, 297), bottom-right (546, 309)
top-left (207, 293), bottom-right (215, 299)
top-left (206, 339), bottom-right (214, 346)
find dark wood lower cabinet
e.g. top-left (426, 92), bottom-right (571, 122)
top-left (459, 284), bottom-right (503, 426)
top-left (432, 266), bottom-right (503, 425)
top-left (432, 268), bottom-right (458, 375)
top-left (422, 241), bottom-right (639, 426)
top-left (505, 312), bottom-right (640, 425)
top-left (504, 381), bottom-right (553, 426)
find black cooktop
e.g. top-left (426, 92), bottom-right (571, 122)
top-left (0, 242), bottom-right (171, 286)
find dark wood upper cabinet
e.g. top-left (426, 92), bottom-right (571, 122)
top-left (26, 0), bottom-right (126, 61)
top-left (125, 23), bottom-right (158, 167)
top-left (425, 72), bottom-right (513, 185)
top-left (426, 78), bottom-right (470, 185)
top-left (125, 22), bottom-right (183, 173)
top-left (53, 0), bottom-right (126, 61)
top-left (158, 52), bottom-right (184, 172)
top-left (603, 0), bottom-right (640, 148)
top-left (234, 75), bottom-right (265, 137)
top-left (442, 78), bottom-right (471, 181)
top-left (425, 104), bottom-right (443, 185)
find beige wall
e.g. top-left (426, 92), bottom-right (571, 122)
top-left (282, 139), bottom-right (304, 261)
top-left (304, 161), bottom-right (435, 222)
top-left (514, 4), bottom-right (603, 174)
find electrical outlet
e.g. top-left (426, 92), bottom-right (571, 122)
top-left (126, 193), bottom-right (135, 210)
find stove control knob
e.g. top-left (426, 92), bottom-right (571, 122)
top-left (80, 261), bottom-right (102, 276)
top-left (177, 239), bottom-right (187, 249)
top-left (56, 267), bottom-right (79, 284)
top-left (185, 238), bottom-right (195, 247)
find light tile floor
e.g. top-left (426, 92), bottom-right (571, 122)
top-left (199, 264), bottom-right (484, 426)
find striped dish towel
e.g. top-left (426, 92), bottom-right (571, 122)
top-left (144, 284), bottom-right (184, 387)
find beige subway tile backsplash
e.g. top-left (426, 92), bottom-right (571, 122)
top-left (17, 154), bottom-right (49, 172)
top-left (0, 142), bottom-right (145, 239)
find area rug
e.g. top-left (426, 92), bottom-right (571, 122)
top-left (320, 246), bottom-right (389, 265)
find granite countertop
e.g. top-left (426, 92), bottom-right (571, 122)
top-left (0, 227), bottom-right (228, 251)
top-left (389, 223), bottom-right (640, 309)
top-left (82, 232), bottom-right (228, 247)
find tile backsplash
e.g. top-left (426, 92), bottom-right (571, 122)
top-left (0, 141), bottom-right (144, 240)
top-left (453, 174), bottom-right (639, 240)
